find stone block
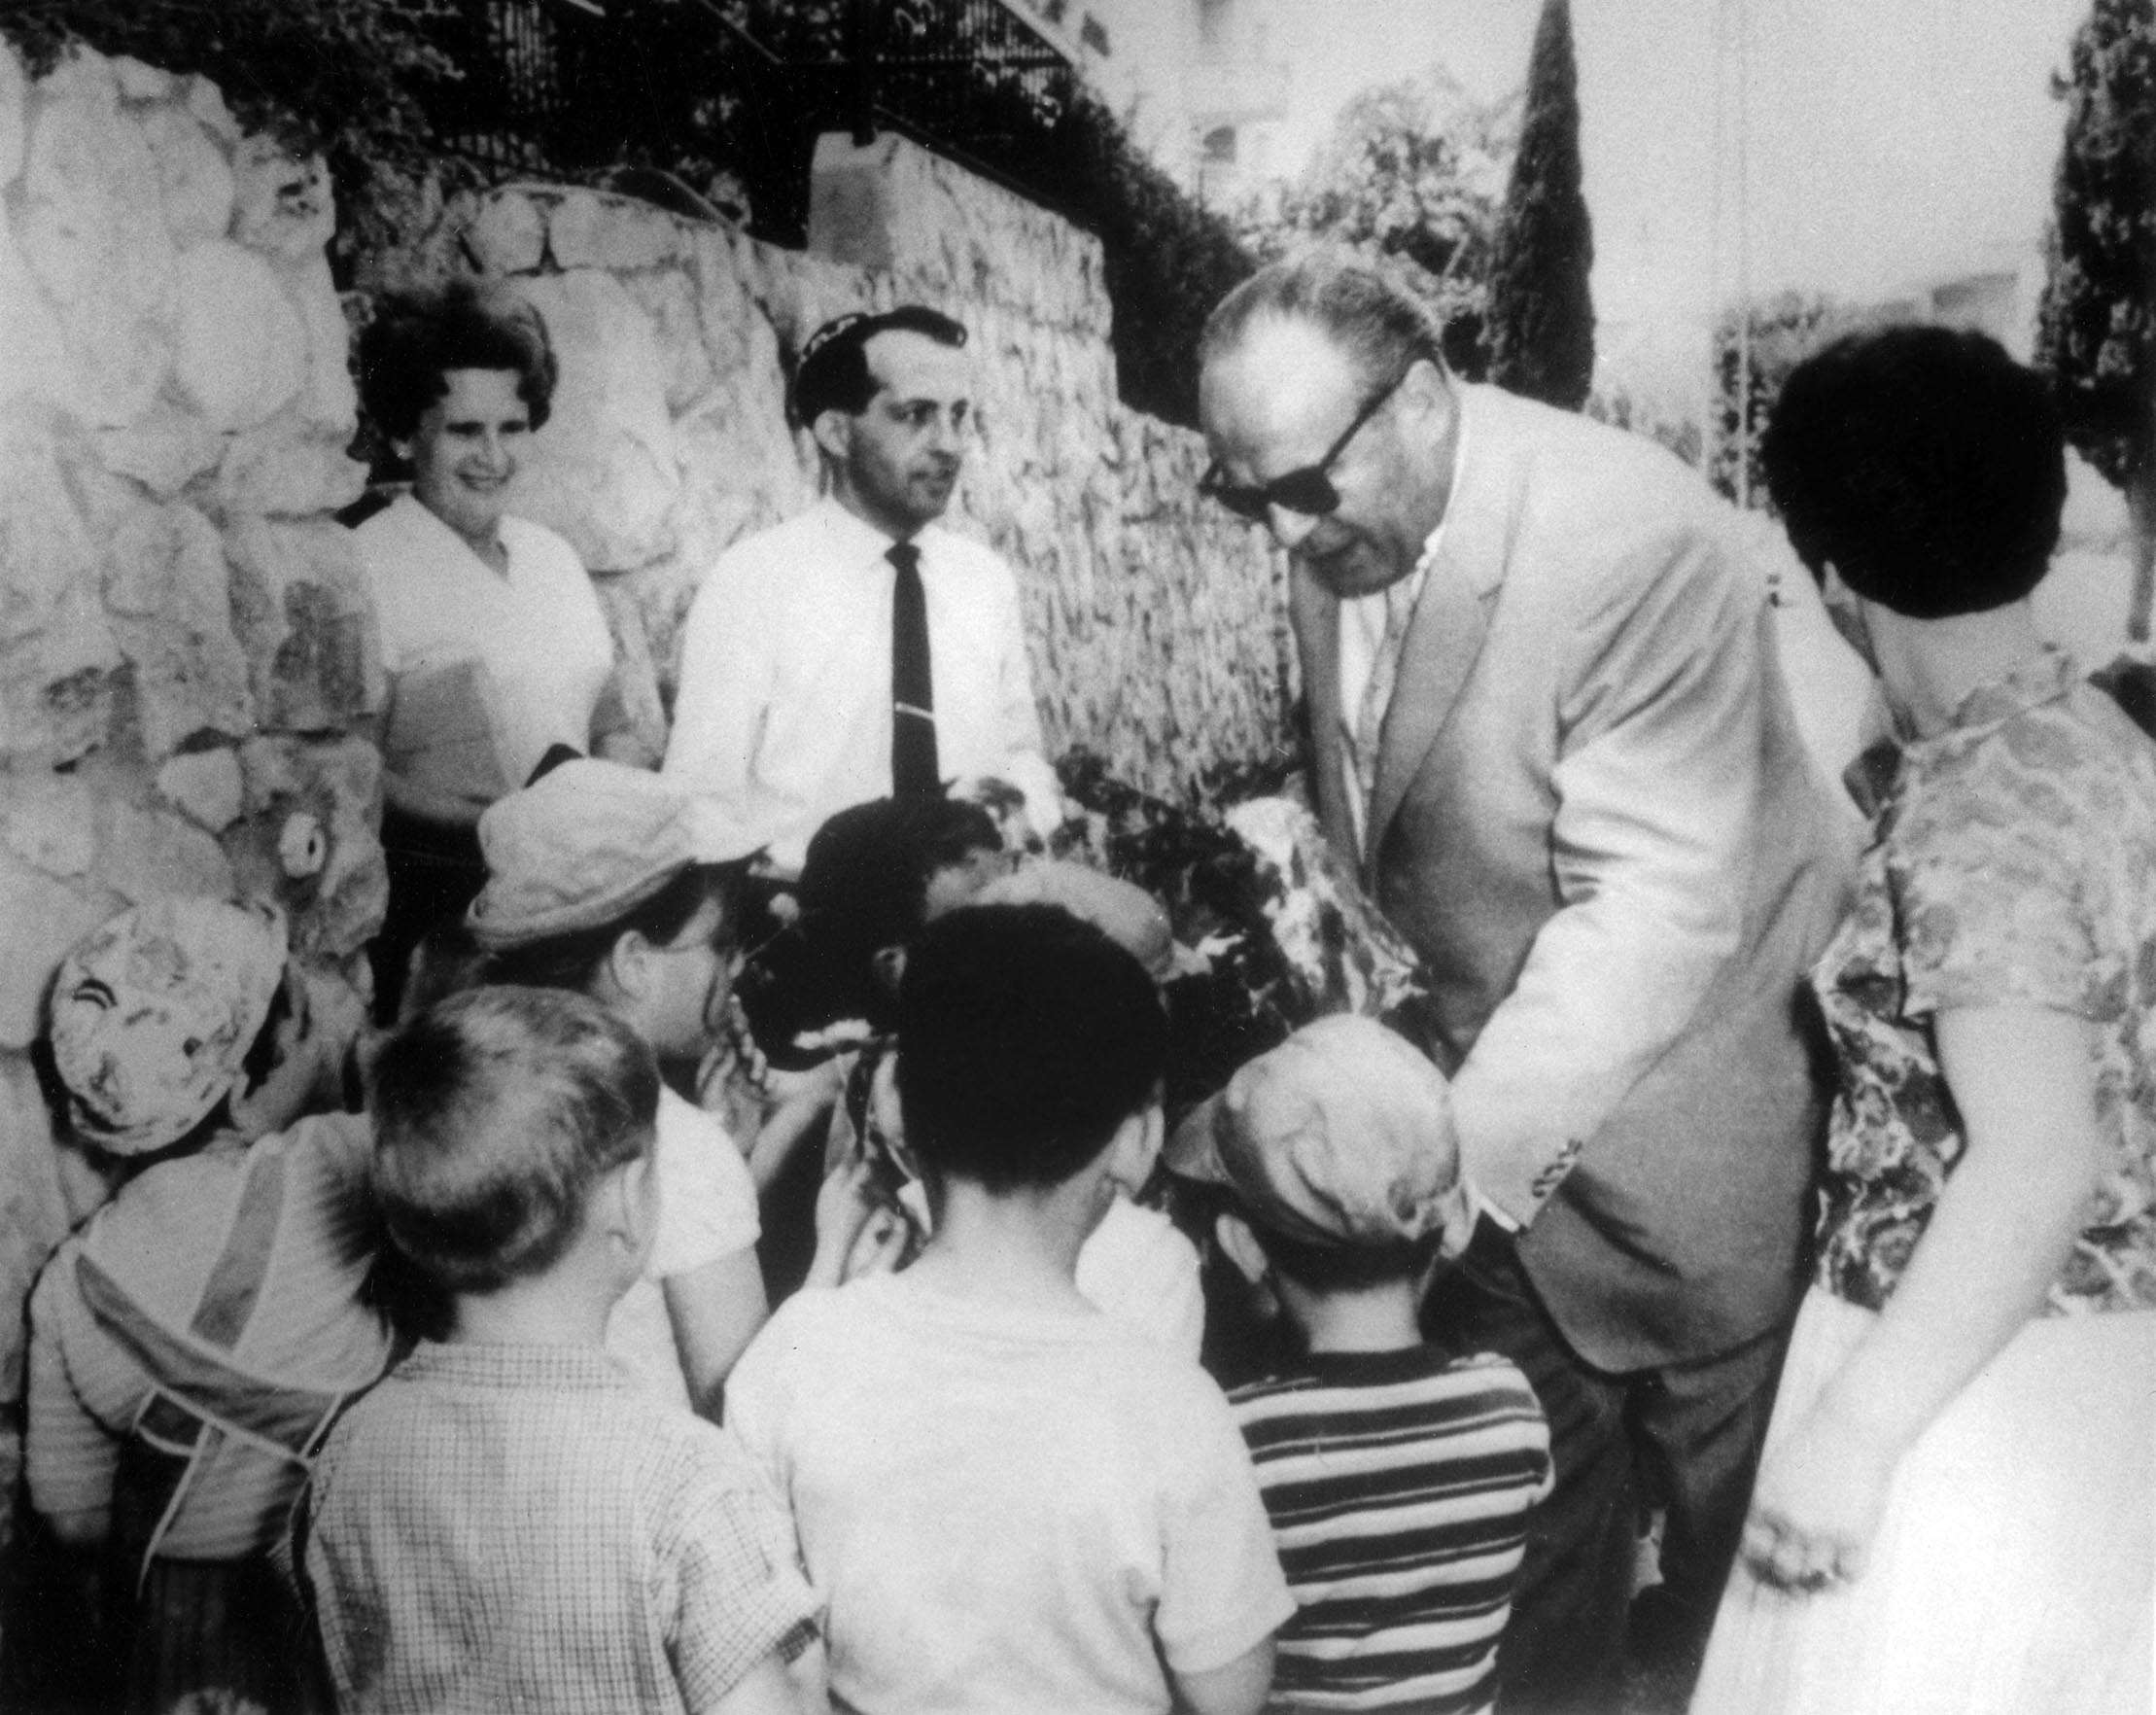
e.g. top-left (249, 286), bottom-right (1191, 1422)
top-left (36, 46), bottom-right (120, 114)
top-left (0, 37), bottom-right (24, 188)
top-left (547, 189), bottom-right (684, 272)
top-left (226, 734), bottom-right (386, 960)
top-left (0, 849), bottom-right (114, 1046)
top-left (464, 191), bottom-right (548, 274)
top-left (94, 794), bottom-right (234, 906)
top-left (94, 403), bottom-right (225, 499)
top-left (511, 270), bottom-right (680, 573)
top-left (182, 74), bottom-right (240, 146)
top-left (0, 209), bottom-right (69, 409)
top-left (229, 135), bottom-right (334, 262)
top-left (0, 409), bottom-right (125, 764)
top-left (102, 498), bottom-right (255, 760)
top-left (215, 410), bottom-right (369, 518)
top-left (17, 95), bottom-right (179, 426)
top-left (224, 517), bottom-right (383, 732)
top-left (0, 1047), bottom-right (72, 1403)
top-left (156, 745), bottom-right (246, 831)
top-left (624, 264), bottom-right (716, 414)
top-left (142, 104), bottom-right (235, 246)
top-left (172, 240), bottom-right (308, 430)
top-left (0, 767), bottom-right (97, 877)
top-left (282, 255), bottom-right (360, 436)
top-left (110, 54), bottom-right (177, 102)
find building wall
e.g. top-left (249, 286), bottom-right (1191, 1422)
top-left (0, 39), bottom-right (386, 1518)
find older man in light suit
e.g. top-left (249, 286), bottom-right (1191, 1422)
top-left (1198, 254), bottom-right (1851, 1714)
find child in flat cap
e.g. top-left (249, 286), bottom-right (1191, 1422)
top-left (464, 759), bottom-right (771, 1416)
top-left (1166, 1014), bottom-right (1552, 1715)
top-left (23, 895), bottom-right (390, 1714)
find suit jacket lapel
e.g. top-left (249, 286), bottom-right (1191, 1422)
top-left (1364, 387), bottom-right (1510, 872)
top-left (1290, 562), bottom-right (1357, 863)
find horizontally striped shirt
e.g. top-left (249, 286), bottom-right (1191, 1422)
top-left (1231, 1347), bottom-right (1551, 1715)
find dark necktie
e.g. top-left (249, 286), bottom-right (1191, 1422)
top-left (888, 541), bottom-right (938, 795)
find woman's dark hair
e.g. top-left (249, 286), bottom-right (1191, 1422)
top-left (480, 862), bottom-right (746, 997)
top-left (358, 279), bottom-right (561, 445)
top-left (1761, 325), bottom-right (2068, 619)
top-left (898, 903), bottom-right (1166, 1192)
top-left (791, 305), bottom-right (968, 428)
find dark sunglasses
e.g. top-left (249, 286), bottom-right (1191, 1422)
top-left (1200, 369), bottom-right (1408, 523)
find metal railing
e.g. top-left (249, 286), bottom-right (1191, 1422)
top-left (417, 0), bottom-right (1078, 240)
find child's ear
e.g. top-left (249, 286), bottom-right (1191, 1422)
top-left (1435, 1174), bottom-right (1479, 1267)
top-left (1213, 1211), bottom-right (1271, 1288)
top-left (608, 1151), bottom-right (660, 1263)
top-left (871, 943), bottom-right (907, 998)
top-left (603, 930), bottom-right (652, 1005)
top-left (1103, 1102), bottom-right (1162, 1198)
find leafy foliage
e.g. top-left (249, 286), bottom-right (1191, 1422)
top-left (1234, 68), bottom-right (1517, 379)
top-left (1487, 0), bottom-right (1594, 409)
top-left (1708, 291), bottom-right (1882, 505)
top-left (2036, 0), bottom-right (2156, 499)
top-left (1039, 94), bottom-right (1258, 428)
top-left (1, 0), bottom-right (469, 272)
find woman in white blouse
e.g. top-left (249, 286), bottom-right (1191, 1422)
top-left (354, 283), bottom-right (647, 1015)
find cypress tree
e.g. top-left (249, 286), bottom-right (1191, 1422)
top-left (1487, 0), bottom-right (1594, 409)
top-left (2036, 0), bottom-right (2156, 635)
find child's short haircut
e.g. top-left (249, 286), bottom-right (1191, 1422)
top-left (1249, 1221), bottom-right (1446, 1293)
top-left (897, 903), bottom-right (1165, 1190)
top-left (369, 986), bottom-right (659, 1294)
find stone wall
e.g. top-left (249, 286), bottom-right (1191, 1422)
top-left (0, 40), bottom-right (385, 1485)
top-left (365, 131), bottom-right (1296, 797)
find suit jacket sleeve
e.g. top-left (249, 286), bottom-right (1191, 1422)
top-left (662, 550), bottom-right (772, 807)
top-left (1450, 523), bottom-right (1762, 1225)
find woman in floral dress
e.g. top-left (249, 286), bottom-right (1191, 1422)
top-left (1690, 327), bottom-right (2154, 1715)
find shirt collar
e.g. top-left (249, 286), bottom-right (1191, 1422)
top-left (395, 1340), bottom-right (635, 1393)
top-left (817, 495), bottom-right (932, 565)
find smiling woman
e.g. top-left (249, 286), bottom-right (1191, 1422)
top-left (353, 281), bottom-right (648, 1019)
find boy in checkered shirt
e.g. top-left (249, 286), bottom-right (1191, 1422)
top-left (301, 986), bottom-right (817, 1714)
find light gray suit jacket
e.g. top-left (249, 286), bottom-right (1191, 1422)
top-left (1297, 384), bottom-right (1852, 1370)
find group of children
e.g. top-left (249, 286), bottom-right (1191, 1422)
top-left (18, 758), bottom-right (1551, 1715)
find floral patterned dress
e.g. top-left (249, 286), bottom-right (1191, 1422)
top-left (1693, 649), bottom-right (2156, 1715)
top-left (1810, 648), bottom-right (2156, 1315)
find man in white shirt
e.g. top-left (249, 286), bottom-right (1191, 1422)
top-left (664, 307), bottom-right (1061, 872)
top-left (1196, 253), bottom-right (1853, 1715)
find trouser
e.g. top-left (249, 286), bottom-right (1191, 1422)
top-left (1421, 1224), bottom-right (1792, 1715)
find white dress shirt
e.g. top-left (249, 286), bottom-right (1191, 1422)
top-left (664, 499), bottom-right (1059, 871)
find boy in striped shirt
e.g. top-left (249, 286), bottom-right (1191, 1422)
top-left (1168, 1016), bottom-right (1552, 1715)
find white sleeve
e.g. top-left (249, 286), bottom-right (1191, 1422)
top-left (651, 1099), bottom-right (761, 1278)
top-left (989, 555), bottom-right (1061, 836)
top-left (1076, 1199), bottom-right (1205, 1359)
top-left (663, 553), bottom-right (772, 805)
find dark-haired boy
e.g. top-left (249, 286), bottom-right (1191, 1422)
top-left (663, 306), bottom-right (1061, 870)
top-left (302, 987), bottom-right (817, 1715)
top-left (1168, 1014), bottom-right (1552, 1715)
top-left (727, 904), bottom-right (1293, 1715)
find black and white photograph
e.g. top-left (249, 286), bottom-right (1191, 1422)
top-left (0, 1), bottom-right (2149, 1711)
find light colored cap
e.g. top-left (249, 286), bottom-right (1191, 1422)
top-left (975, 860), bottom-right (1175, 980)
top-left (469, 759), bottom-right (764, 949)
top-left (1165, 1013), bottom-right (1461, 1247)
top-left (49, 895), bottom-right (289, 1156)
